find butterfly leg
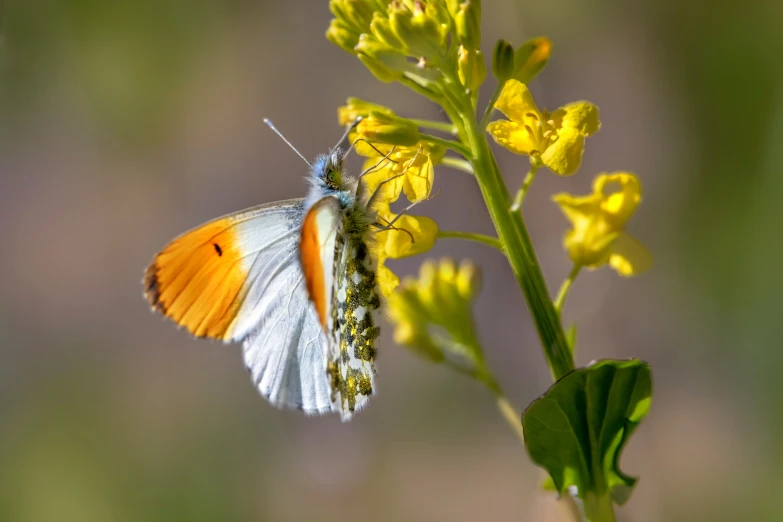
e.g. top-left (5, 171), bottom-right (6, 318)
top-left (372, 216), bottom-right (415, 243)
top-left (352, 139), bottom-right (398, 166)
top-left (353, 144), bottom-right (399, 202)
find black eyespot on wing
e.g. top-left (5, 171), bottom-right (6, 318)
top-left (213, 243), bottom-right (223, 256)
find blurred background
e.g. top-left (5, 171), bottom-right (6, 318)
top-left (0, 1), bottom-right (781, 521)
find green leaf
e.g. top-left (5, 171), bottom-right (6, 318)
top-left (522, 359), bottom-right (652, 505)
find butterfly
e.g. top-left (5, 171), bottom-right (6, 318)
top-left (144, 120), bottom-right (393, 421)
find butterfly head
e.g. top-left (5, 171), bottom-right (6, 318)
top-left (311, 149), bottom-right (346, 193)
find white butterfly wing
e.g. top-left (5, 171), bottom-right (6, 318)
top-left (145, 199), bottom-right (336, 415)
top-left (240, 263), bottom-right (334, 414)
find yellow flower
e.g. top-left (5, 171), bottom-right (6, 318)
top-left (376, 205), bottom-right (438, 259)
top-left (552, 172), bottom-right (651, 276)
top-left (358, 142), bottom-right (443, 297)
top-left (487, 80), bottom-right (600, 175)
top-left (371, 202), bottom-right (439, 298)
top-left (388, 259), bottom-right (482, 362)
top-left (358, 141), bottom-right (445, 204)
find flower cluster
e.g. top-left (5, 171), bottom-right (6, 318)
top-left (388, 258), bottom-right (482, 364)
top-left (327, 0), bottom-right (484, 93)
top-left (326, 2), bottom-right (653, 517)
top-left (337, 98), bottom-right (444, 296)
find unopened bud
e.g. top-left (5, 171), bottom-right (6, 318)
top-left (337, 97), bottom-right (394, 127)
top-left (326, 18), bottom-right (360, 54)
top-left (492, 39), bottom-right (515, 81)
top-left (389, 2), bottom-right (445, 59)
top-left (357, 111), bottom-right (420, 146)
top-left (355, 34), bottom-right (407, 83)
top-left (454, 0), bottom-right (481, 50)
top-left (513, 37), bottom-right (552, 84)
top-left (458, 46), bottom-right (486, 91)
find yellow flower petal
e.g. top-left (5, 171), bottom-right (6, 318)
top-left (487, 120), bottom-right (538, 155)
top-left (380, 214), bottom-right (438, 259)
top-left (552, 192), bottom-right (602, 227)
top-left (552, 101), bottom-right (601, 135)
top-left (494, 79), bottom-right (540, 121)
top-left (363, 161), bottom-right (403, 205)
top-left (359, 143), bottom-right (441, 205)
top-left (563, 220), bottom-right (618, 267)
top-left (401, 155), bottom-right (434, 202)
top-left (540, 127), bottom-right (585, 175)
top-left (376, 263), bottom-right (400, 297)
top-left (594, 172), bottom-right (642, 226)
top-left (608, 232), bottom-right (652, 276)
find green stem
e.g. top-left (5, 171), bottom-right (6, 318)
top-left (494, 394), bottom-right (525, 444)
top-left (554, 264), bottom-right (582, 313)
top-left (410, 118), bottom-right (458, 135)
top-left (441, 156), bottom-right (475, 175)
top-left (479, 79), bottom-right (507, 129)
top-left (584, 493), bottom-right (617, 522)
top-left (437, 230), bottom-right (503, 252)
top-left (420, 133), bottom-right (471, 158)
top-left (441, 71), bottom-right (574, 380)
top-left (510, 167), bottom-right (539, 211)
top-left (401, 76), bottom-right (467, 145)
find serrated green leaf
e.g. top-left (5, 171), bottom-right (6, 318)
top-left (522, 359), bottom-right (652, 505)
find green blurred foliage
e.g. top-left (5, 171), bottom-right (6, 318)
top-left (1, 0), bottom-right (252, 146)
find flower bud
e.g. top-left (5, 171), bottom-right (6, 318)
top-left (454, 0), bottom-right (481, 50)
top-left (356, 111), bottom-right (420, 146)
top-left (458, 45), bottom-right (486, 91)
top-left (512, 36), bottom-right (551, 84)
top-left (329, 0), bottom-right (374, 32)
top-left (337, 97), bottom-right (393, 127)
top-left (355, 34), bottom-right (407, 83)
top-left (326, 18), bottom-right (360, 54)
top-left (370, 12), bottom-right (404, 49)
top-left (389, 2), bottom-right (445, 59)
top-left (456, 261), bottom-right (481, 300)
top-left (492, 39), bottom-right (515, 81)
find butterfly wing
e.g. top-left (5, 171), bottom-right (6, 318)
top-left (300, 197), bottom-right (381, 421)
top-left (145, 199), bottom-right (336, 414)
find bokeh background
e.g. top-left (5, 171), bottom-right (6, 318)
top-left (1, 1), bottom-right (781, 521)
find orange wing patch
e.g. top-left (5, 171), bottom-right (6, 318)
top-left (300, 198), bottom-right (341, 329)
top-left (300, 208), bottom-right (328, 328)
top-left (145, 217), bottom-right (247, 340)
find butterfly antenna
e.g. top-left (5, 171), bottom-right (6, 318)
top-left (263, 119), bottom-right (312, 167)
top-left (332, 116), bottom-right (363, 154)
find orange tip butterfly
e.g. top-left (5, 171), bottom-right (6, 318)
top-left (144, 119), bottom-right (384, 421)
